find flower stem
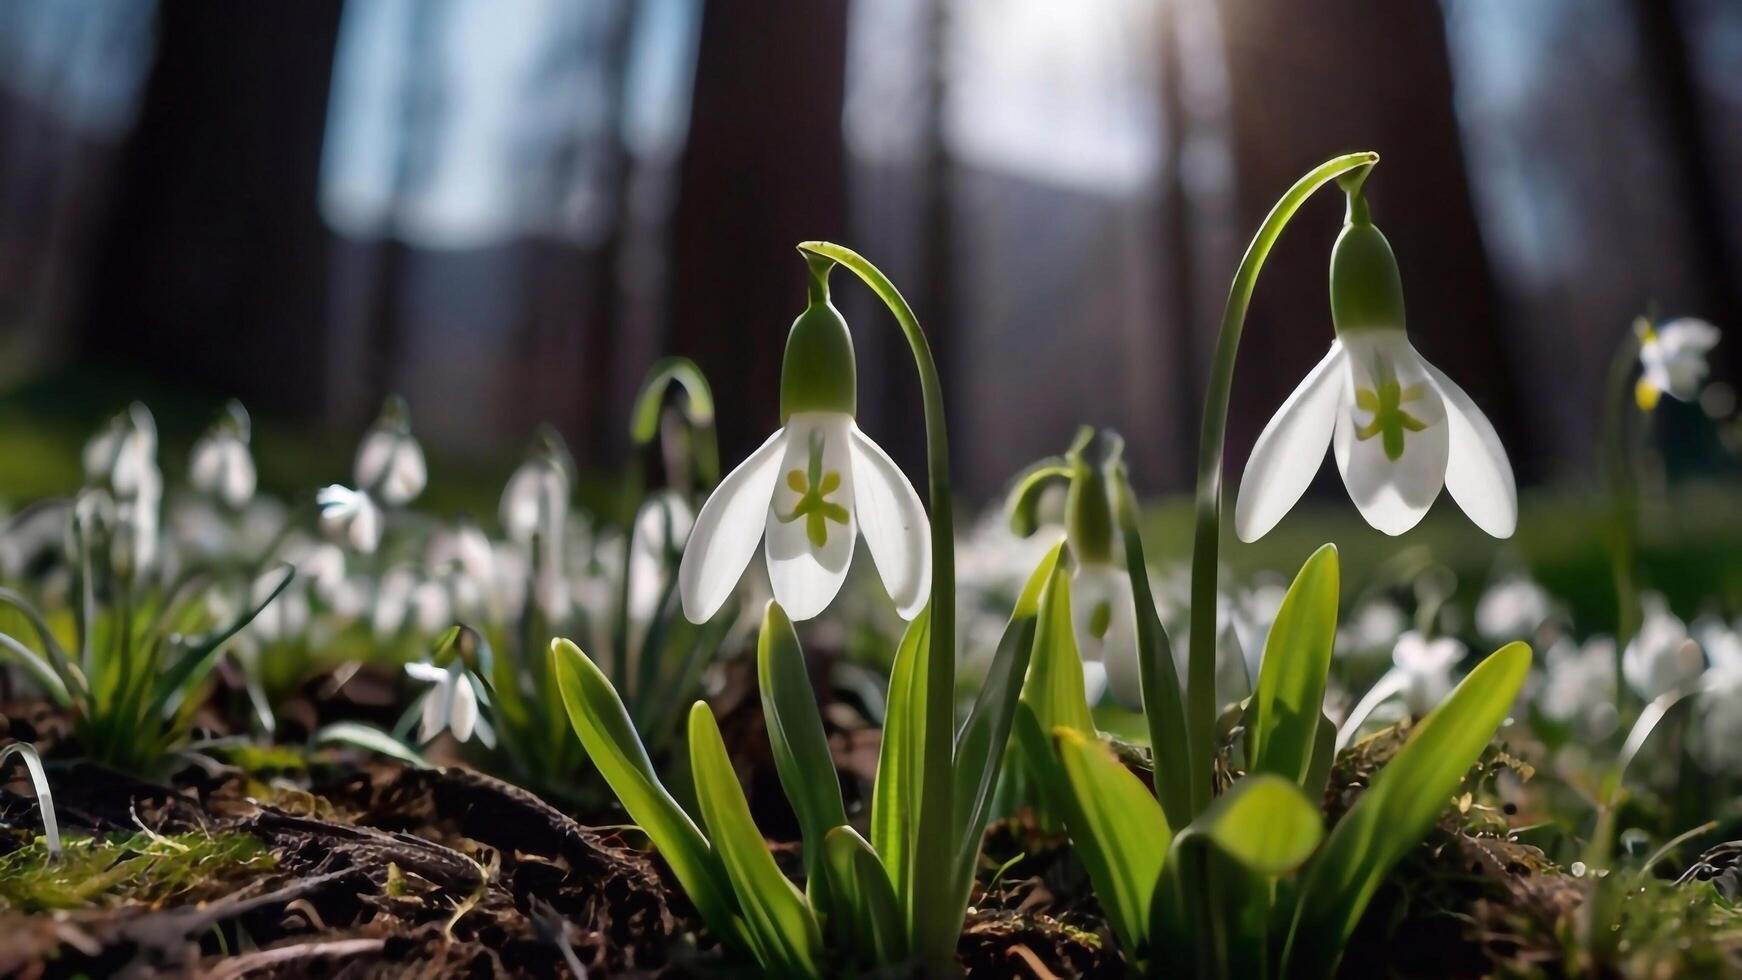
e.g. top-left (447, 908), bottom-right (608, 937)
top-left (1601, 323), bottom-right (1644, 707)
top-left (795, 241), bottom-right (957, 966)
top-left (1186, 152), bottom-right (1378, 817)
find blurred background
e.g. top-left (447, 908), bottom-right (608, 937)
top-left (1, 0), bottom-right (1739, 528)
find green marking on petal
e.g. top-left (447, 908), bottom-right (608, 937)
top-left (1089, 600), bottom-right (1113, 641)
top-left (778, 430), bottom-right (851, 548)
top-left (1353, 356), bottom-right (1431, 462)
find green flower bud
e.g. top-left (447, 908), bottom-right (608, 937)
top-left (1329, 190), bottom-right (1406, 337)
top-left (780, 253), bottom-right (858, 422)
top-left (1065, 427), bottom-right (1119, 566)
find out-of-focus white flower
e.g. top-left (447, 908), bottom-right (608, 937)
top-left (1071, 564), bottom-right (1140, 709)
top-left (317, 485), bottom-right (383, 554)
top-left (1476, 575), bottom-right (1553, 642)
top-left (1694, 656), bottom-right (1742, 775)
top-left (83, 404), bottom-right (158, 499)
top-left (405, 660), bottom-right (477, 744)
top-left (428, 519), bottom-right (496, 619)
top-left (189, 403), bottom-right (256, 508)
top-left (248, 570), bottom-right (309, 643)
top-left (1336, 598), bottom-right (1407, 659)
top-left (1636, 317), bottom-right (1720, 410)
top-left (1536, 636), bottom-right (1618, 738)
top-left (500, 453), bottom-right (569, 544)
top-left (1622, 596), bottom-right (1704, 700)
top-left (1215, 623), bottom-right (1253, 714)
top-left (411, 580), bottom-right (452, 635)
top-left (1393, 630), bottom-right (1465, 715)
top-left (1228, 576), bottom-right (1287, 679)
top-left (354, 400), bottom-right (426, 506)
top-left (628, 492), bottom-right (694, 622)
top-left (373, 566), bottom-right (417, 637)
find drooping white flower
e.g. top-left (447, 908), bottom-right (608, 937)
top-left (1622, 595), bottom-right (1704, 700)
top-left (1392, 629), bottom-right (1465, 716)
top-left (317, 485), bottom-right (383, 554)
top-left (405, 660), bottom-right (478, 744)
top-left (498, 442), bottom-right (571, 621)
top-left (189, 404), bottom-right (257, 508)
top-left (248, 570), bottom-right (310, 643)
top-left (1236, 193), bottom-right (1515, 541)
top-left (83, 404), bottom-right (158, 499)
top-left (1236, 329), bottom-right (1516, 540)
top-left (628, 492), bottom-right (694, 622)
top-left (354, 400), bottom-right (426, 506)
top-left (1071, 564), bottom-right (1139, 709)
top-left (1536, 636), bottom-right (1618, 738)
top-left (1693, 623), bottom-right (1742, 774)
top-left (1636, 317), bottom-right (1720, 410)
top-left (1335, 598), bottom-right (1407, 659)
top-left (1475, 574), bottom-right (1553, 642)
top-left (678, 412), bottom-right (928, 623)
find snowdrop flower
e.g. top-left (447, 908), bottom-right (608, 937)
top-left (1536, 636), bottom-right (1618, 738)
top-left (1336, 598), bottom-right (1407, 659)
top-left (317, 485), bottom-right (383, 554)
top-left (1622, 596), bottom-right (1703, 700)
top-left (1236, 192), bottom-right (1516, 540)
top-left (372, 565), bottom-right (450, 637)
top-left (499, 433), bottom-right (571, 620)
top-left (189, 402), bottom-right (257, 508)
top-left (248, 570), bottom-right (309, 643)
top-left (1393, 630), bottom-right (1465, 716)
top-left (405, 660), bottom-right (478, 744)
top-left (1475, 574), bottom-right (1553, 642)
top-left (1694, 639), bottom-right (1742, 774)
top-left (1636, 317), bottom-right (1720, 410)
top-left (354, 397), bottom-right (426, 506)
top-left (628, 492), bottom-right (693, 622)
top-left (83, 403), bottom-right (158, 499)
top-left (427, 518), bottom-right (495, 611)
top-left (678, 263), bottom-right (928, 623)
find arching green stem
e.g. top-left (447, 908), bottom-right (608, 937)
top-left (1186, 152), bottom-right (1379, 817)
top-left (796, 241), bottom-right (957, 966)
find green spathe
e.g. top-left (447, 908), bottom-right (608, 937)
top-left (780, 254), bottom-right (858, 421)
top-left (1329, 190), bottom-right (1406, 337)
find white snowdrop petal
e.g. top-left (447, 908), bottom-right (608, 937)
top-left (765, 414), bottom-right (858, 621)
top-left (405, 661), bottom-right (447, 683)
top-left (450, 673), bottom-right (478, 742)
top-left (1235, 343), bottom-right (1346, 542)
top-left (1081, 661), bottom-right (1109, 708)
top-left (420, 686), bottom-right (448, 744)
top-left (847, 424), bottom-right (931, 619)
top-left (1332, 333), bottom-right (1448, 536)
top-left (354, 430), bottom-right (394, 488)
top-left (1420, 358), bottom-right (1516, 537)
top-left (384, 440), bottom-right (427, 504)
top-left (678, 428), bottom-right (787, 623)
top-left (222, 441), bottom-right (257, 507)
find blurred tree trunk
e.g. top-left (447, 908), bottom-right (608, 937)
top-left (666, 0), bottom-right (849, 462)
top-left (80, 0), bottom-right (344, 417)
top-left (1217, 0), bottom-right (1525, 475)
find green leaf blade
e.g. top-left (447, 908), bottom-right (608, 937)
top-left (1052, 725), bottom-right (1171, 958)
top-left (1124, 527), bottom-right (1192, 832)
top-left (870, 607), bottom-right (930, 905)
top-left (756, 601), bottom-right (848, 912)
top-left (1248, 544), bottom-right (1340, 786)
top-left (1283, 641), bottom-right (1532, 979)
top-left (821, 825), bottom-right (905, 965)
top-left (689, 702), bottom-right (824, 978)
top-left (549, 639), bottom-right (742, 949)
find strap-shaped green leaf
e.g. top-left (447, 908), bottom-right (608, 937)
top-left (757, 601), bottom-right (848, 916)
top-left (689, 702), bottom-right (824, 979)
top-left (549, 639), bottom-right (743, 950)
top-left (1123, 528), bottom-right (1192, 833)
top-left (1248, 544), bottom-right (1340, 786)
top-left (1282, 641), bottom-right (1531, 979)
top-left (946, 542), bottom-right (1061, 911)
top-left (1190, 774), bottom-right (1323, 876)
top-left (1053, 726), bottom-right (1170, 957)
top-left (870, 606), bottom-right (930, 905)
top-left (821, 825), bottom-right (905, 965)
top-left (1019, 562), bottom-right (1096, 738)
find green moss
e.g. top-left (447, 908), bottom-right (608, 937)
top-left (0, 831), bottom-right (274, 913)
